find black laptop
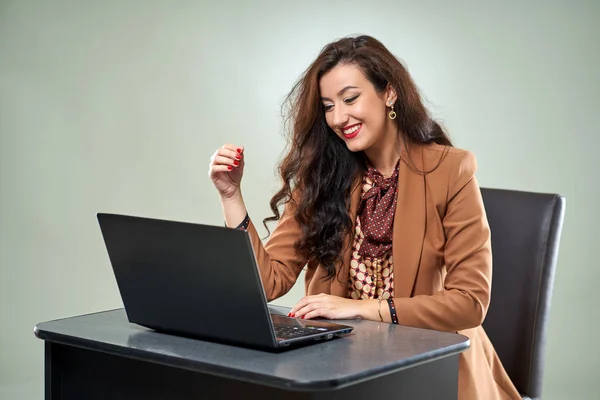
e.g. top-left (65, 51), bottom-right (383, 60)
top-left (97, 213), bottom-right (354, 350)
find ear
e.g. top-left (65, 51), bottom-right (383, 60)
top-left (385, 84), bottom-right (397, 106)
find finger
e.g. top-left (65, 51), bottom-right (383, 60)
top-left (221, 144), bottom-right (244, 155)
top-left (288, 295), bottom-right (316, 316)
top-left (209, 164), bottom-right (235, 174)
top-left (288, 299), bottom-right (304, 316)
top-left (293, 302), bottom-right (321, 319)
top-left (303, 309), bottom-right (327, 320)
top-left (212, 154), bottom-right (241, 168)
top-left (214, 147), bottom-right (243, 162)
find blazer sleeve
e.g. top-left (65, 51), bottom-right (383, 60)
top-left (245, 196), bottom-right (308, 301)
top-left (393, 151), bottom-right (492, 332)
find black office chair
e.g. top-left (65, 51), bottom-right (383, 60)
top-left (480, 188), bottom-right (565, 400)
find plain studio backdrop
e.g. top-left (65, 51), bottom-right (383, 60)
top-left (1, 1), bottom-right (598, 398)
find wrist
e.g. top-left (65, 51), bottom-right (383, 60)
top-left (219, 188), bottom-right (243, 202)
top-left (358, 299), bottom-right (377, 320)
top-left (357, 298), bottom-right (391, 323)
top-left (220, 192), bottom-right (248, 229)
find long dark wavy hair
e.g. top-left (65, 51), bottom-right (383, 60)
top-left (263, 35), bottom-right (452, 280)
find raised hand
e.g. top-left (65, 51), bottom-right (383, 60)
top-left (209, 144), bottom-right (245, 199)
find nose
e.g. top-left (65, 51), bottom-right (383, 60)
top-left (332, 105), bottom-right (349, 130)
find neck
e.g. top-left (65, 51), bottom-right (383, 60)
top-left (364, 124), bottom-right (401, 177)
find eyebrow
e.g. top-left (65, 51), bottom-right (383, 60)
top-left (320, 86), bottom-right (359, 102)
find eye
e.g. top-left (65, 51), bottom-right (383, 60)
top-left (344, 95), bottom-right (359, 104)
top-left (323, 103), bottom-right (334, 112)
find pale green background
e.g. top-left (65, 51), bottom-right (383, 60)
top-left (1, 0), bottom-right (598, 398)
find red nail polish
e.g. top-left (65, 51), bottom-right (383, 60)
top-left (291, 313), bottom-right (295, 318)
top-left (301, 316), bottom-right (305, 319)
top-left (227, 166), bottom-right (233, 170)
top-left (233, 160), bottom-right (239, 166)
top-left (236, 148), bottom-right (242, 153)
top-left (235, 154), bottom-right (242, 160)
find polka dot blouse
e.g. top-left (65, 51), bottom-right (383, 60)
top-left (348, 161), bottom-right (400, 300)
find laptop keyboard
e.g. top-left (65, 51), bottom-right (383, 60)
top-left (274, 325), bottom-right (327, 339)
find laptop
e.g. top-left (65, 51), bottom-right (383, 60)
top-left (97, 213), bottom-right (354, 351)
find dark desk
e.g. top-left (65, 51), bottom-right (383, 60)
top-left (34, 306), bottom-right (469, 399)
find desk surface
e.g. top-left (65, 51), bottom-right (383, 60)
top-left (34, 306), bottom-right (469, 391)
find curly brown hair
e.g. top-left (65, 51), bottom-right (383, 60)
top-left (264, 35), bottom-right (452, 280)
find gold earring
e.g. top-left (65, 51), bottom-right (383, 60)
top-left (388, 101), bottom-right (397, 120)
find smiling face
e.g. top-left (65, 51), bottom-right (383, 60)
top-left (319, 63), bottom-right (397, 155)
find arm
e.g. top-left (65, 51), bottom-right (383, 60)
top-left (289, 152), bottom-right (491, 327)
top-left (391, 151), bottom-right (492, 332)
top-left (243, 197), bottom-right (308, 302)
top-left (210, 144), bottom-right (306, 301)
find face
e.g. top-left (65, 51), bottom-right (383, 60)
top-left (319, 63), bottom-right (397, 153)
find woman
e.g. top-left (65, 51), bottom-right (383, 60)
top-left (208, 35), bottom-right (520, 400)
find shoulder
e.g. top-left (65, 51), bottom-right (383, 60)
top-left (405, 142), bottom-right (477, 177)
top-left (421, 143), bottom-right (477, 175)
top-left (407, 143), bottom-right (479, 199)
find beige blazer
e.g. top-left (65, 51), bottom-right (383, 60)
top-left (246, 143), bottom-right (521, 400)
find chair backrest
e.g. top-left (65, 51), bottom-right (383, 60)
top-left (480, 188), bottom-right (565, 400)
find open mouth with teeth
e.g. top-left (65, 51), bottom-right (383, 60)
top-left (342, 123), bottom-right (362, 139)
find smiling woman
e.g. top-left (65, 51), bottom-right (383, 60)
top-left (208, 35), bottom-right (521, 400)
top-left (321, 65), bottom-right (398, 158)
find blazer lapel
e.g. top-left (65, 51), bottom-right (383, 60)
top-left (393, 146), bottom-right (426, 298)
top-left (324, 145), bottom-right (427, 299)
